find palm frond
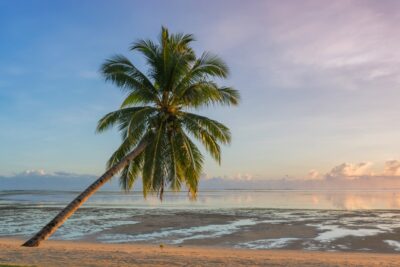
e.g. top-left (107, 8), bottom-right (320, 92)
top-left (181, 116), bottom-right (222, 163)
top-left (173, 128), bottom-right (203, 199)
top-left (101, 55), bottom-right (160, 104)
top-left (180, 112), bottom-right (231, 144)
top-left (99, 27), bottom-right (240, 200)
top-left (178, 81), bottom-right (239, 108)
top-left (96, 106), bottom-right (153, 133)
top-left (142, 121), bottom-right (166, 197)
top-left (119, 153), bottom-right (144, 191)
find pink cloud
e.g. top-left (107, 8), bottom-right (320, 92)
top-left (203, 0), bottom-right (400, 92)
top-left (326, 162), bottom-right (373, 179)
top-left (384, 160), bottom-right (400, 176)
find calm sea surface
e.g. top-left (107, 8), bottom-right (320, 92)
top-left (2, 189), bottom-right (400, 209)
top-left (2, 190), bottom-right (400, 252)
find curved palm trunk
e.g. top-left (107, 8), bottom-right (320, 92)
top-left (22, 141), bottom-right (147, 247)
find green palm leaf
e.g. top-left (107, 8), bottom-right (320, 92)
top-left (98, 27), bottom-right (240, 199)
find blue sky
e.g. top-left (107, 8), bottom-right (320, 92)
top-left (1, 0), bottom-right (400, 182)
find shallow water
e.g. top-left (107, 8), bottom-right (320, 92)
top-left (3, 189), bottom-right (400, 209)
top-left (3, 190), bottom-right (400, 252)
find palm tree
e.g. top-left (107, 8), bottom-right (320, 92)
top-left (22, 27), bottom-right (239, 247)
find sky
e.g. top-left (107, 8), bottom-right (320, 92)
top-left (1, 0), bottom-right (400, 187)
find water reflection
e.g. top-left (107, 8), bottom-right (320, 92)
top-left (3, 190), bottom-right (400, 210)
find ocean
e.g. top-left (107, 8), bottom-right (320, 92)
top-left (2, 190), bottom-right (400, 252)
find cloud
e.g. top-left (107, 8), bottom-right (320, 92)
top-left (232, 173), bottom-right (254, 181)
top-left (383, 160), bottom-right (400, 176)
top-left (307, 169), bottom-right (322, 180)
top-left (323, 160), bottom-right (400, 179)
top-left (204, 0), bottom-right (400, 92)
top-left (200, 160), bottom-right (400, 190)
top-left (19, 169), bottom-right (47, 176)
top-left (4, 160), bottom-right (400, 191)
top-left (326, 162), bottom-right (373, 179)
top-left (0, 170), bottom-right (105, 191)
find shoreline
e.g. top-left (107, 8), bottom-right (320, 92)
top-left (1, 238), bottom-right (400, 266)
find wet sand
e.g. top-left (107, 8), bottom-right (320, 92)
top-left (1, 238), bottom-right (400, 267)
top-left (84, 210), bottom-right (400, 252)
top-left (4, 208), bottom-right (400, 252)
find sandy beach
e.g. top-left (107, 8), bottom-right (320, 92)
top-left (1, 238), bottom-right (400, 267)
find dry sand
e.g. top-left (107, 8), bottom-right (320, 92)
top-left (1, 238), bottom-right (400, 266)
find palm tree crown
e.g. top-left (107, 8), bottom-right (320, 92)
top-left (97, 27), bottom-right (240, 199)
